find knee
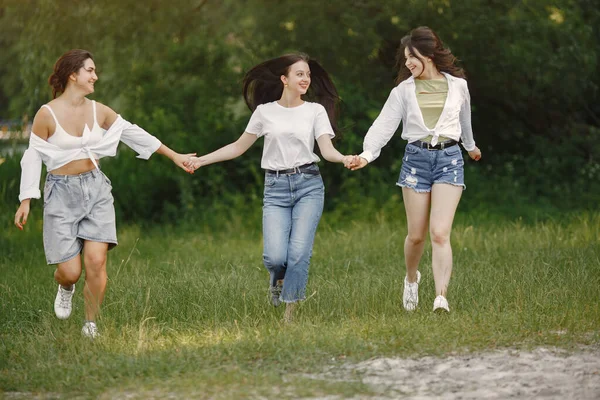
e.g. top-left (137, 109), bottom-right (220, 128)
top-left (406, 233), bottom-right (426, 247)
top-left (84, 253), bottom-right (107, 273)
top-left (55, 267), bottom-right (81, 284)
top-left (287, 247), bottom-right (313, 266)
top-left (263, 252), bottom-right (286, 269)
top-left (430, 228), bottom-right (450, 246)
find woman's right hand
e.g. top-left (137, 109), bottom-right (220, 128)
top-left (468, 146), bottom-right (482, 161)
top-left (14, 200), bottom-right (31, 230)
top-left (183, 156), bottom-right (203, 172)
top-left (350, 157), bottom-right (369, 171)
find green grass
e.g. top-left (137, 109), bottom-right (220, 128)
top-left (1, 211), bottom-right (599, 398)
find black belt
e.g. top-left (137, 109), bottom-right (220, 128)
top-left (413, 140), bottom-right (458, 150)
top-left (266, 163), bottom-right (319, 175)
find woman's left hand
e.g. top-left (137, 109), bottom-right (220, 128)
top-left (173, 152), bottom-right (197, 173)
top-left (342, 155), bottom-right (360, 169)
top-left (468, 147), bottom-right (482, 161)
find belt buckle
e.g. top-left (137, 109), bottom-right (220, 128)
top-left (287, 167), bottom-right (300, 175)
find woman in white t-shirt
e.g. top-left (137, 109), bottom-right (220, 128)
top-left (352, 27), bottom-right (482, 313)
top-left (186, 53), bottom-right (356, 322)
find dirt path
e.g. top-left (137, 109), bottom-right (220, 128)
top-left (307, 346), bottom-right (600, 399)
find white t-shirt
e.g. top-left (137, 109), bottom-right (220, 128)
top-left (245, 101), bottom-right (335, 170)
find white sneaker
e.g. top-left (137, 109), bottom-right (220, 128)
top-left (403, 270), bottom-right (421, 311)
top-left (54, 284), bottom-right (75, 319)
top-left (81, 321), bottom-right (99, 339)
top-left (433, 295), bottom-right (450, 312)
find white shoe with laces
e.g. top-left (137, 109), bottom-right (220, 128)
top-left (403, 270), bottom-right (421, 311)
top-left (54, 284), bottom-right (75, 319)
top-left (433, 295), bottom-right (450, 312)
top-left (81, 321), bottom-right (99, 339)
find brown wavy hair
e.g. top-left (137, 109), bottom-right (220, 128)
top-left (242, 53), bottom-right (340, 134)
top-left (48, 49), bottom-right (94, 98)
top-left (395, 26), bottom-right (465, 84)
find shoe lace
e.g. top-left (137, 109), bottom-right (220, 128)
top-left (406, 282), bottom-right (418, 302)
top-left (271, 285), bottom-right (282, 297)
top-left (85, 322), bottom-right (98, 336)
top-left (59, 289), bottom-right (72, 308)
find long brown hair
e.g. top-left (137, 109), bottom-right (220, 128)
top-left (395, 27), bottom-right (465, 84)
top-left (48, 49), bottom-right (94, 98)
top-left (242, 53), bottom-right (340, 134)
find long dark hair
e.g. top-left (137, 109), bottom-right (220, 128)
top-left (395, 27), bottom-right (465, 84)
top-left (242, 53), bottom-right (340, 134)
top-left (48, 49), bottom-right (94, 98)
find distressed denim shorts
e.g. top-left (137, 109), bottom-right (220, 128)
top-left (396, 142), bottom-right (466, 192)
top-left (43, 169), bottom-right (118, 265)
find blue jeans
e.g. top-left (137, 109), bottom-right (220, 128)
top-left (262, 164), bottom-right (324, 303)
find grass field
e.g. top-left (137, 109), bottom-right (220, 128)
top-left (1, 210), bottom-right (599, 398)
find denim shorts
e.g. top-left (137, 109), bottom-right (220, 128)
top-left (43, 169), bottom-right (118, 264)
top-left (396, 142), bottom-right (466, 192)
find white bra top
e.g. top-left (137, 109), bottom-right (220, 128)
top-left (43, 100), bottom-right (104, 153)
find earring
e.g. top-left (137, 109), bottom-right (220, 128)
top-left (284, 84), bottom-right (288, 87)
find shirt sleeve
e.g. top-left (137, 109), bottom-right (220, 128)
top-left (359, 86), bottom-right (404, 163)
top-left (119, 123), bottom-right (162, 160)
top-left (459, 81), bottom-right (476, 152)
top-left (313, 104), bottom-right (335, 139)
top-left (245, 106), bottom-right (264, 137)
top-left (19, 146), bottom-right (42, 202)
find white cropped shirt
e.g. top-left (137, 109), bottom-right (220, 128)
top-left (360, 72), bottom-right (476, 163)
top-left (19, 115), bottom-right (162, 201)
top-left (245, 101), bottom-right (335, 171)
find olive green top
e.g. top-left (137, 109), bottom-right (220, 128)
top-left (415, 78), bottom-right (451, 143)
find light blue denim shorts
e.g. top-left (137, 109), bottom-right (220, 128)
top-left (397, 142), bottom-right (466, 192)
top-left (43, 169), bottom-right (118, 264)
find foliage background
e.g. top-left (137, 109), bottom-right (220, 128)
top-left (1, 0), bottom-right (599, 226)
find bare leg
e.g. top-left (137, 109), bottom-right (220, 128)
top-left (54, 257), bottom-right (82, 287)
top-left (429, 184), bottom-right (462, 296)
top-left (82, 241), bottom-right (109, 322)
top-left (402, 188), bottom-right (431, 282)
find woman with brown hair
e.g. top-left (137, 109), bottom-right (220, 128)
top-left (352, 27), bottom-right (482, 312)
top-left (14, 49), bottom-right (194, 338)
top-left (186, 53), bottom-right (356, 322)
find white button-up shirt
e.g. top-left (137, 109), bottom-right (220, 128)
top-left (19, 116), bottom-right (161, 201)
top-left (360, 72), bottom-right (476, 163)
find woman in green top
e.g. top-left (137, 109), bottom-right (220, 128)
top-left (352, 27), bottom-right (482, 312)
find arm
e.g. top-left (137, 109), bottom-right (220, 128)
top-left (187, 132), bottom-right (258, 170)
top-left (353, 87), bottom-right (404, 170)
top-left (459, 83), bottom-right (481, 161)
top-left (97, 102), bottom-right (196, 171)
top-left (15, 110), bottom-right (51, 230)
top-left (316, 135), bottom-right (356, 167)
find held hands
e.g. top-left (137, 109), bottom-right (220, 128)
top-left (14, 200), bottom-right (30, 230)
top-left (349, 156), bottom-right (368, 171)
top-left (468, 146), bottom-right (482, 161)
top-left (172, 152), bottom-right (197, 174)
top-left (183, 156), bottom-right (203, 172)
top-left (341, 155), bottom-right (368, 171)
top-left (342, 155), bottom-right (360, 169)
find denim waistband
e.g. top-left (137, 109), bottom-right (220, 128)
top-left (47, 168), bottom-right (102, 181)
